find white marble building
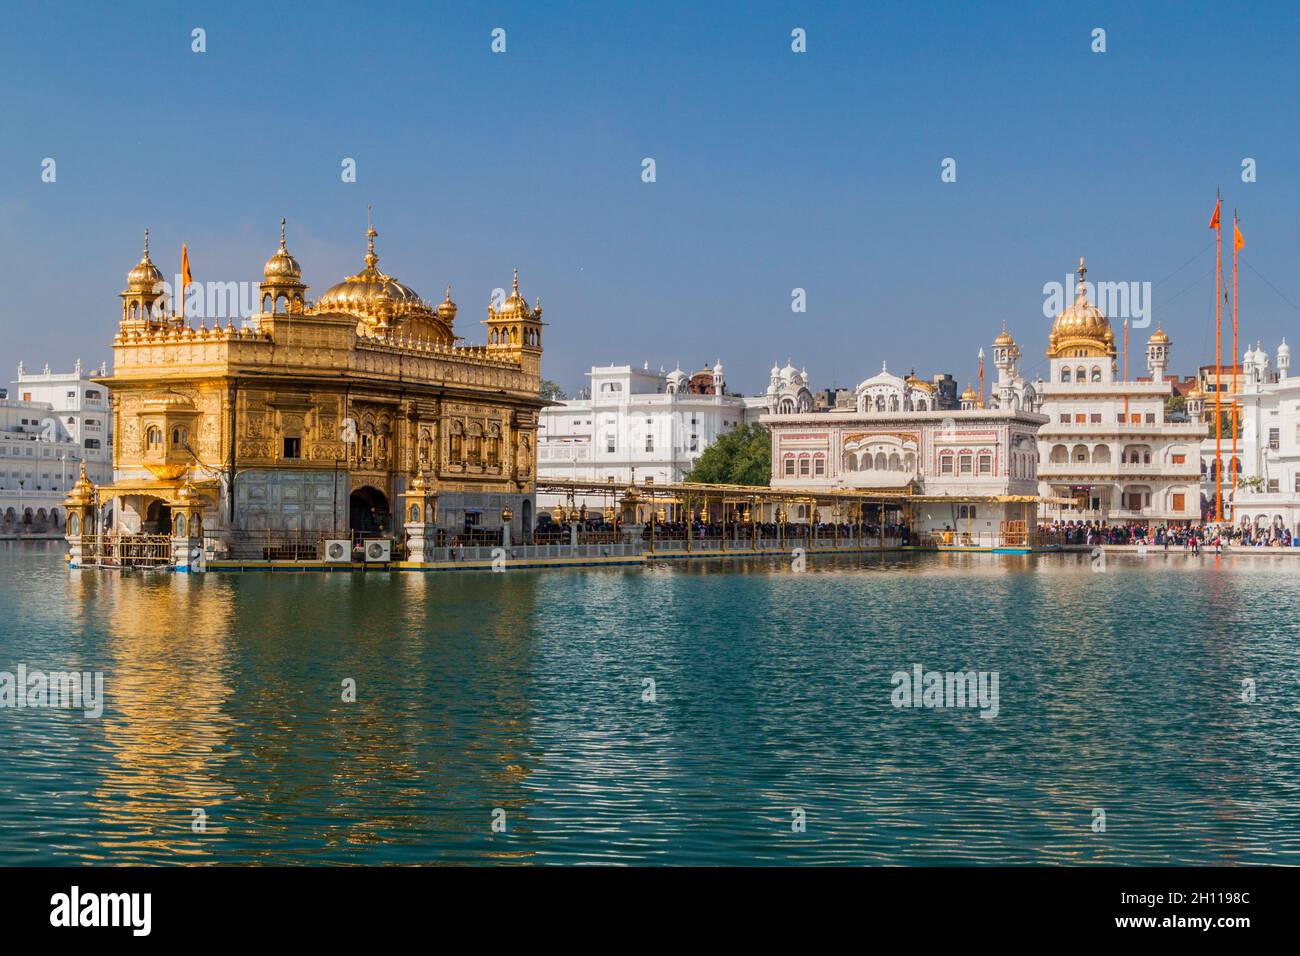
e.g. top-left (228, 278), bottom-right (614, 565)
top-left (991, 259), bottom-right (1206, 525)
top-left (538, 360), bottom-right (808, 510)
top-left (2, 361), bottom-right (113, 531)
top-left (765, 347), bottom-right (1047, 540)
top-left (764, 405), bottom-right (1046, 538)
top-left (1224, 339), bottom-right (1300, 533)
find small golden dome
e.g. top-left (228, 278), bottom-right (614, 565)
top-left (437, 284), bottom-right (458, 321)
top-left (961, 383), bottom-right (978, 401)
top-left (1148, 326), bottom-right (1169, 345)
top-left (994, 324), bottom-right (1015, 347)
top-left (263, 218), bottom-right (302, 280)
top-left (1185, 384), bottom-right (1204, 400)
top-left (64, 462), bottom-right (95, 507)
top-left (125, 230), bottom-right (163, 291)
top-left (496, 269), bottom-right (530, 316)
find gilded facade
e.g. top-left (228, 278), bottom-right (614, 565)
top-left (88, 219), bottom-right (546, 551)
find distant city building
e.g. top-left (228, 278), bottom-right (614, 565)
top-left (537, 360), bottom-right (808, 512)
top-left (2, 360), bottom-right (112, 532)
top-left (853, 362), bottom-right (954, 413)
top-left (763, 360), bottom-right (815, 414)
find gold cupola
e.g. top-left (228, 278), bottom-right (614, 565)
top-left (259, 218), bottom-right (307, 316)
top-left (313, 209), bottom-right (452, 344)
top-left (437, 284), bottom-right (458, 324)
top-left (484, 269), bottom-right (545, 379)
top-left (120, 229), bottom-right (167, 329)
top-left (1047, 257), bottom-right (1115, 359)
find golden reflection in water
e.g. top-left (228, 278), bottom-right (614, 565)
top-left (64, 570), bottom-right (237, 862)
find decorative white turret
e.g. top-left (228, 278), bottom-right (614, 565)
top-left (1279, 339), bottom-right (1290, 379)
top-left (1146, 326), bottom-right (1170, 384)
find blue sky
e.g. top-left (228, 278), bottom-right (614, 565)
top-left (3, 0), bottom-right (1300, 395)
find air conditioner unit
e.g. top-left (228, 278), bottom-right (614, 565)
top-left (364, 539), bottom-right (392, 562)
top-left (324, 539), bottom-right (352, 563)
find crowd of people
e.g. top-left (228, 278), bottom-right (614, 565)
top-left (1037, 519), bottom-right (1298, 550)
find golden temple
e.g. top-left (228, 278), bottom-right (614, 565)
top-left (77, 215), bottom-right (547, 555)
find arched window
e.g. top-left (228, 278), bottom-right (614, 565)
top-left (147, 426), bottom-right (163, 448)
top-left (1061, 368), bottom-right (1072, 383)
top-left (1091, 366), bottom-right (1101, 382)
top-left (449, 422), bottom-right (464, 463)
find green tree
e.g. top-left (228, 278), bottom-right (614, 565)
top-left (685, 423), bottom-right (771, 486)
top-left (539, 379), bottom-right (567, 400)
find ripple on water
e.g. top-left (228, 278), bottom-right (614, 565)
top-left (0, 544), bottom-right (1298, 864)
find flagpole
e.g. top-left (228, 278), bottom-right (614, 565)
top-left (1123, 317), bottom-right (1129, 419)
top-left (1214, 189), bottom-right (1223, 523)
top-left (977, 348), bottom-right (984, 407)
top-left (1231, 210), bottom-right (1240, 523)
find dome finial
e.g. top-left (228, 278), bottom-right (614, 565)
top-left (365, 205), bottom-right (378, 268)
top-left (279, 217), bottom-right (287, 251)
top-left (1076, 256), bottom-right (1088, 299)
top-left (513, 268), bottom-right (519, 294)
top-left (143, 228), bottom-right (150, 258)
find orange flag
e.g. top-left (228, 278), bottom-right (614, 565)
top-left (179, 243), bottom-right (192, 320)
top-left (1209, 197), bottom-right (1221, 231)
top-left (1234, 220), bottom-right (1245, 252)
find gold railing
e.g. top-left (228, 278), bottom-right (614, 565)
top-left (82, 534), bottom-right (174, 568)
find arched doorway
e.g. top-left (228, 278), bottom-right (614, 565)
top-left (144, 498), bottom-right (171, 534)
top-left (350, 486), bottom-right (390, 535)
top-left (521, 499), bottom-right (532, 537)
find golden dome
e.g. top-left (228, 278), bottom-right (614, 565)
top-left (64, 462), bottom-right (95, 507)
top-left (1185, 384), bottom-right (1204, 400)
top-left (905, 374), bottom-right (935, 392)
top-left (263, 218), bottom-right (302, 280)
top-left (1148, 326), bottom-right (1169, 345)
top-left (315, 220), bottom-right (433, 325)
top-left (497, 269), bottom-right (530, 316)
top-left (1047, 257), bottom-right (1115, 359)
top-left (125, 230), bottom-right (163, 292)
top-left (994, 323), bottom-right (1016, 347)
top-left (961, 383), bottom-right (978, 401)
top-left (437, 284), bottom-right (458, 322)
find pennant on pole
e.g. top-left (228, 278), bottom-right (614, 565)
top-left (180, 243), bottom-right (193, 321)
top-left (1208, 197), bottom-right (1221, 231)
top-left (1234, 220), bottom-right (1244, 252)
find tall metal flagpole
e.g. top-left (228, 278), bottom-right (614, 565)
top-left (1231, 210), bottom-right (1241, 522)
top-left (1213, 189), bottom-right (1223, 522)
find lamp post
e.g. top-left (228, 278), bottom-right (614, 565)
top-left (501, 504), bottom-right (513, 549)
